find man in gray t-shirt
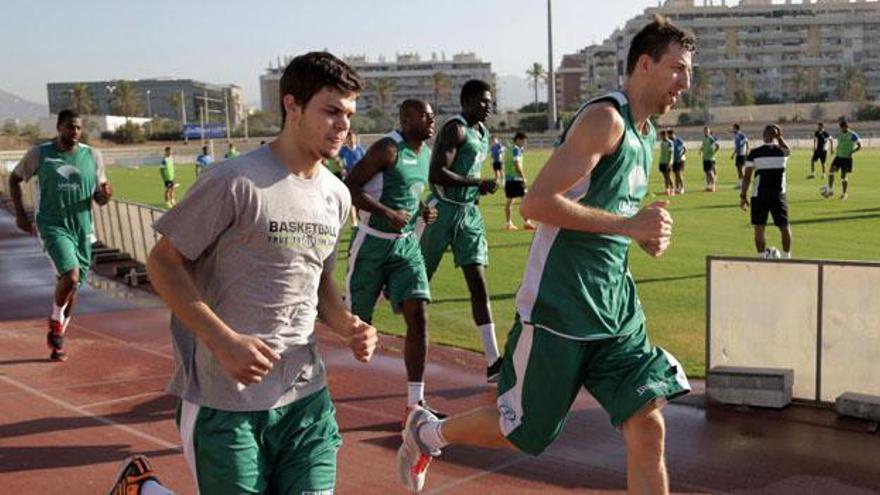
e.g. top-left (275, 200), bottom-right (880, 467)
top-left (140, 52), bottom-right (376, 495)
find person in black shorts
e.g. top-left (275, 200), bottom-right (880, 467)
top-left (657, 129), bottom-right (674, 195)
top-left (740, 124), bottom-right (792, 259)
top-left (809, 122), bottom-right (830, 179)
top-left (490, 136), bottom-right (504, 184)
top-left (669, 128), bottom-right (687, 194)
top-left (502, 132), bottom-right (535, 230)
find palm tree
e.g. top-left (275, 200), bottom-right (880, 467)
top-left (839, 66), bottom-right (867, 102)
top-left (792, 69), bottom-right (808, 102)
top-left (431, 71), bottom-right (451, 112)
top-left (111, 80), bottom-right (143, 118)
top-left (372, 78), bottom-right (396, 114)
top-left (68, 84), bottom-right (94, 115)
top-left (525, 62), bottom-right (547, 110)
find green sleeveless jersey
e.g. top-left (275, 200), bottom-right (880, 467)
top-left (836, 130), bottom-right (860, 158)
top-left (27, 142), bottom-right (102, 230)
top-left (361, 130), bottom-right (430, 234)
top-left (701, 136), bottom-right (717, 160)
top-left (659, 139), bottom-right (672, 164)
top-left (160, 156), bottom-right (175, 181)
top-left (503, 145), bottom-right (524, 181)
top-left (430, 115), bottom-right (489, 204)
top-left (516, 91), bottom-right (653, 339)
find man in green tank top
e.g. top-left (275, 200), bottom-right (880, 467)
top-left (9, 110), bottom-right (112, 361)
top-left (399, 18), bottom-right (694, 494)
top-left (502, 131), bottom-right (536, 231)
top-left (344, 99), bottom-right (441, 415)
top-left (418, 79), bottom-right (503, 382)
top-left (700, 125), bottom-right (720, 192)
top-left (159, 146), bottom-right (176, 207)
top-left (824, 119), bottom-right (861, 200)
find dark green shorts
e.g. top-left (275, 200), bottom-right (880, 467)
top-left (418, 196), bottom-right (488, 279)
top-left (37, 223), bottom-right (91, 284)
top-left (177, 388), bottom-right (341, 494)
top-left (345, 228), bottom-right (430, 322)
top-left (496, 317), bottom-right (690, 455)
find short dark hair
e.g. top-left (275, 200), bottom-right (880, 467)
top-left (57, 109), bottom-right (80, 126)
top-left (817, 122), bottom-right (824, 127)
top-left (460, 79), bottom-right (492, 105)
top-left (164, 146), bottom-right (171, 152)
top-left (279, 51), bottom-right (364, 122)
top-left (839, 118), bottom-right (848, 127)
top-left (514, 131), bottom-right (528, 141)
top-left (626, 15), bottom-right (695, 76)
top-left (733, 123), bottom-right (741, 130)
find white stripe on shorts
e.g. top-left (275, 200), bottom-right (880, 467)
top-left (496, 322), bottom-right (535, 437)
top-left (179, 399), bottom-right (201, 494)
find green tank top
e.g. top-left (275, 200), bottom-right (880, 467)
top-left (430, 115), bottom-right (489, 204)
top-left (361, 131), bottom-right (430, 234)
top-left (702, 136), bottom-right (717, 160)
top-left (516, 91), bottom-right (653, 339)
top-left (836, 130), bottom-right (859, 158)
top-left (659, 139), bottom-right (672, 164)
top-left (503, 145), bottom-right (524, 181)
top-left (161, 156), bottom-right (175, 181)
top-left (34, 142), bottom-right (99, 230)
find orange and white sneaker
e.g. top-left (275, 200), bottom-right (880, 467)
top-left (397, 406), bottom-right (441, 493)
top-left (107, 455), bottom-right (160, 495)
top-left (47, 319), bottom-right (66, 361)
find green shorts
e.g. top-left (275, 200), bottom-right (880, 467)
top-left (418, 196), bottom-right (488, 279)
top-left (346, 228), bottom-right (431, 322)
top-left (37, 222), bottom-right (91, 284)
top-left (177, 387), bottom-right (341, 495)
top-left (496, 317), bottom-right (690, 455)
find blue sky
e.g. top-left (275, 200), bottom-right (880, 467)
top-left (1, 0), bottom-right (662, 108)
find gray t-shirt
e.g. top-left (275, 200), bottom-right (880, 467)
top-left (153, 146), bottom-right (351, 411)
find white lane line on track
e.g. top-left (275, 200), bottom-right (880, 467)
top-left (79, 391), bottom-right (167, 410)
top-left (0, 374), bottom-right (180, 450)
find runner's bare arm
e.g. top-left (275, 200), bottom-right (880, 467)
top-left (521, 103), bottom-right (671, 245)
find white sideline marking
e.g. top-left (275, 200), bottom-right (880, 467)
top-left (80, 391), bottom-right (166, 410)
top-left (425, 456), bottom-right (529, 495)
top-left (0, 374), bottom-right (179, 450)
top-left (70, 323), bottom-right (174, 360)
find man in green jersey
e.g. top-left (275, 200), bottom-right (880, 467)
top-left (502, 131), bottom-right (536, 231)
top-left (159, 146), bottom-right (176, 207)
top-left (700, 125), bottom-right (720, 192)
top-left (418, 79), bottom-right (503, 382)
top-left (344, 99), bottom-right (440, 414)
top-left (399, 17), bottom-right (693, 494)
top-left (9, 109), bottom-right (112, 361)
top-left (224, 141), bottom-right (240, 160)
top-left (657, 129), bottom-right (674, 195)
top-left (145, 52), bottom-right (377, 495)
top-left (824, 119), bottom-right (861, 200)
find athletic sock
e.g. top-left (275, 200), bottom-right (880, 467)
top-left (418, 418), bottom-right (449, 452)
top-left (478, 323), bottom-right (500, 365)
top-left (140, 480), bottom-right (175, 495)
top-left (782, 251), bottom-right (791, 259)
top-left (51, 302), bottom-right (67, 323)
top-left (407, 382), bottom-right (425, 406)
top-left (62, 315), bottom-right (71, 332)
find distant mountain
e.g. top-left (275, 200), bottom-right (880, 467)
top-left (0, 89), bottom-right (48, 123)
top-left (496, 75), bottom-right (539, 112)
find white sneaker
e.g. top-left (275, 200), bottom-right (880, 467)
top-left (397, 406), bottom-right (441, 492)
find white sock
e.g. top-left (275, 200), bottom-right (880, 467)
top-left (140, 479), bottom-right (175, 495)
top-left (418, 418), bottom-right (449, 452)
top-left (51, 302), bottom-right (67, 322)
top-left (479, 324), bottom-right (500, 365)
top-left (62, 315), bottom-right (71, 331)
top-left (782, 251), bottom-right (791, 259)
top-left (407, 382), bottom-right (425, 406)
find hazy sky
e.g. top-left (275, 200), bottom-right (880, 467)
top-left (2, 0), bottom-right (665, 107)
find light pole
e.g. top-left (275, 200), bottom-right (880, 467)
top-left (547, 0), bottom-right (558, 130)
top-left (146, 89), bottom-right (153, 136)
top-left (223, 89), bottom-right (231, 142)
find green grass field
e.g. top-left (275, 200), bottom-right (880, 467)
top-left (108, 149), bottom-right (880, 377)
